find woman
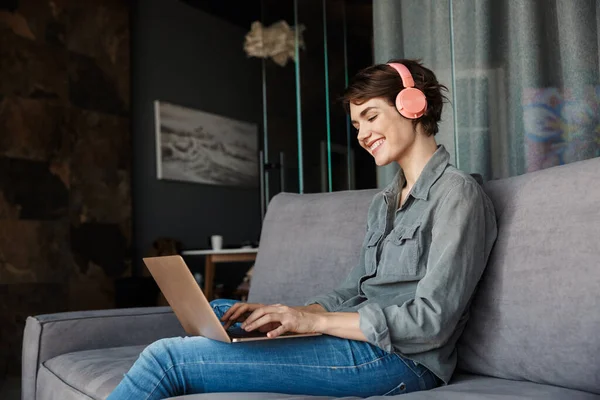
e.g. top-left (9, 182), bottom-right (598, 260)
top-left (108, 59), bottom-right (497, 399)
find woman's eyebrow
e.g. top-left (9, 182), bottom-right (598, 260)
top-left (351, 106), bottom-right (377, 124)
top-left (359, 107), bottom-right (377, 118)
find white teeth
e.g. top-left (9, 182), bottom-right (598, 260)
top-left (370, 139), bottom-right (385, 151)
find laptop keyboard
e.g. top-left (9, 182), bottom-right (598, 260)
top-left (227, 327), bottom-right (269, 339)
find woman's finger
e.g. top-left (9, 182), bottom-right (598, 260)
top-left (220, 303), bottom-right (243, 321)
top-left (223, 306), bottom-right (252, 330)
top-left (243, 305), bottom-right (282, 327)
top-left (243, 313), bottom-right (279, 332)
top-left (227, 304), bottom-right (251, 322)
top-left (224, 316), bottom-right (246, 330)
top-left (223, 303), bottom-right (264, 322)
top-left (258, 322), bottom-right (280, 333)
top-left (224, 315), bottom-right (252, 330)
top-left (267, 324), bottom-right (288, 339)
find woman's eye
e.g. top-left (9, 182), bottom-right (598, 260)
top-left (368, 115), bottom-right (377, 122)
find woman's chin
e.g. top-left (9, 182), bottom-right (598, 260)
top-left (374, 157), bottom-right (389, 167)
top-left (372, 151), bottom-right (389, 166)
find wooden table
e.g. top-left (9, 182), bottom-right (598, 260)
top-left (181, 248), bottom-right (258, 301)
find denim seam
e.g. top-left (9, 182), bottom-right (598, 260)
top-left (145, 349), bottom-right (174, 400)
top-left (164, 353), bottom-right (394, 372)
top-left (146, 372), bottom-right (170, 400)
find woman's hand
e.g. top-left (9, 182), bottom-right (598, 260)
top-left (241, 304), bottom-right (325, 338)
top-left (220, 302), bottom-right (279, 332)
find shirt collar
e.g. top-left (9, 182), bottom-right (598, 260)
top-left (383, 145), bottom-right (451, 202)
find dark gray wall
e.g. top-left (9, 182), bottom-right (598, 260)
top-left (131, 0), bottom-right (262, 275)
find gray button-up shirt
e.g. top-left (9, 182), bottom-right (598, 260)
top-left (305, 145), bottom-right (498, 384)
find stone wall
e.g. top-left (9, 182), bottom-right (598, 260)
top-left (0, 0), bottom-right (131, 376)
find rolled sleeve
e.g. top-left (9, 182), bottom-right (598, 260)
top-left (357, 181), bottom-right (497, 355)
top-left (358, 304), bottom-right (393, 352)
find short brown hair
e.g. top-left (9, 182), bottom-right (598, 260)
top-left (342, 59), bottom-right (448, 136)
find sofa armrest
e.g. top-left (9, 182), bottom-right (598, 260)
top-left (22, 306), bottom-right (185, 400)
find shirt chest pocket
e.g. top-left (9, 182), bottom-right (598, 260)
top-left (364, 230), bottom-right (383, 275)
top-left (379, 223), bottom-right (422, 277)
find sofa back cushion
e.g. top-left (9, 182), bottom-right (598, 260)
top-left (248, 189), bottom-right (378, 306)
top-left (458, 157), bottom-right (600, 394)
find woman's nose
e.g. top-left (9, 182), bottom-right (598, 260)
top-left (357, 127), bottom-right (370, 142)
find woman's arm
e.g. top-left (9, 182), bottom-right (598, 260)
top-left (241, 305), bottom-right (368, 341)
top-left (316, 312), bottom-right (367, 341)
top-left (294, 304), bottom-right (326, 313)
top-left (220, 303), bottom-right (327, 331)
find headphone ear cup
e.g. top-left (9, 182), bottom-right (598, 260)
top-left (396, 88), bottom-right (427, 119)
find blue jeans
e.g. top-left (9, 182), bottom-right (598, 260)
top-left (107, 299), bottom-right (440, 399)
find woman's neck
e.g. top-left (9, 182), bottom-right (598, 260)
top-left (397, 135), bottom-right (438, 188)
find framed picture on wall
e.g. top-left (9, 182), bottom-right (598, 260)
top-left (154, 100), bottom-right (259, 188)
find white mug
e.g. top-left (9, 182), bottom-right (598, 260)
top-left (211, 235), bottom-right (223, 250)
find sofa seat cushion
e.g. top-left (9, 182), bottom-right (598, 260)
top-left (393, 374), bottom-right (600, 400)
top-left (37, 351), bottom-right (600, 400)
top-left (38, 345), bottom-right (143, 400)
top-left (169, 374), bottom-right (600, 400)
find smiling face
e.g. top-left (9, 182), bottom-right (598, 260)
top-left (350, 97), bottom-right (417, 166)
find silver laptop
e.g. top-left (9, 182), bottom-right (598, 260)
top-left (143, 255), bottom-right (322, 343)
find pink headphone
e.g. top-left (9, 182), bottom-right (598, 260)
top-left (387, 63), bottom-right (427, 119)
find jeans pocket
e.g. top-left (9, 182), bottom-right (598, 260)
top-left (380, 355), bottom-right (436, 396)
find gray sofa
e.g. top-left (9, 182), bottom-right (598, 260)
top-left (23, 157), bottom-right (600, 400)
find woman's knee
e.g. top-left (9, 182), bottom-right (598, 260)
top-left (140, 337), bottom-right (181, 369)
top-left (134, 338), bottom-right (188, 397)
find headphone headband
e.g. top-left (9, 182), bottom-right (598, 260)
top-left (387, 63), bottom-right (415, 89)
